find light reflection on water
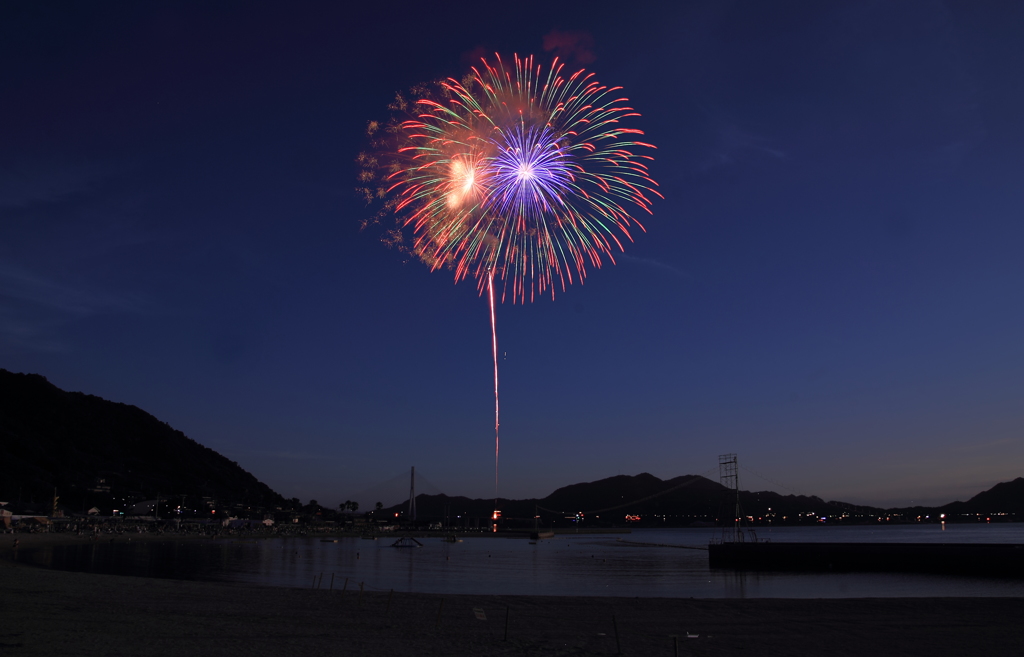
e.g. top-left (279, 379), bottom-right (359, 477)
top-left (22, 525), bottom-right (1024, 598)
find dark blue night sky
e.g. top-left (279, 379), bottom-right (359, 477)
top-left (3, 2), bottom-right (1022, 508)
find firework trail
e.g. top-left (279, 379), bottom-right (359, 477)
top-left (360, 54), bottom-right (660, 509)
top-left (488, 269), bottom-right (499, 505)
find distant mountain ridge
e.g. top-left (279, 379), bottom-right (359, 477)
top-left (383, 472), bottom-right (1023, 527)
top-left (381, 472), bottom-right (893, 526)
top-left (0, 369), bottom-right (284, 513)
top-left (386, 472), bottom-right (731, 522)
top-left (938, 477), bottom-right (1024, 516)
top-left (2, 368), bottom-right (1019, 524)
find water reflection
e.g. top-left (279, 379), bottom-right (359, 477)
top-left (20, 525), bottom-right (1024, 598)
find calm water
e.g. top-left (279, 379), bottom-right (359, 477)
top-left (21, 524), bottom-right (1024, 598)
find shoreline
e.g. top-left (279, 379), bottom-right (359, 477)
top-left (3, 536), bottom-right (1024, 655)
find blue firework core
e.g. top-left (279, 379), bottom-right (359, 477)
top-left (489, 122), bottom-right (572, 221)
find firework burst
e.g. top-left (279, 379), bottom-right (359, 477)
top-left (359, 55), bottom-right (660, 513)
top-left (360, 54), bottom-right (661, 303)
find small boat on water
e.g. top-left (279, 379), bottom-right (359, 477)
top-left (442, 534), bottom-right (463, 543)
top-left (319, 539), bottom-right (339, 543)
top-left (530, 531), bottom-right (555, 540)
top-left (391, 537), bottom-right (423, 548)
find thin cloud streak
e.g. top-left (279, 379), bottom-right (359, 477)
top-left (0, 264), bottom-right (146, 352)
top-left (617, 252), bottom-right (692, 279)
top-left (0, 264), bottom-right (138, 315)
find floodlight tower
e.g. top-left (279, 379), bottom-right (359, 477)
top-left (408, 466), bottom-right (417, 521)
top-left (719, 454), bottom-right (742, 542)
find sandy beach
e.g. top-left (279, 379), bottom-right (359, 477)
top-left (2, 533), bottom-right (1023, 656)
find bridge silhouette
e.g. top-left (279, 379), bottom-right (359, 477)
top-left (347, 467), bottom-right (447, 512)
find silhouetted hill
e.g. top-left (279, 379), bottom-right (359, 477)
top-left (380, 472), bottom-right (889, 527)
top-left (383, 474), bottom-right (1024, 528)
top-left (543, 473), bottom-right (725, 514)
top-left (384, 473), bottom-right (728, 523)
top-left (942, 477), bottom-right (1024, 516)
top-left (0, 369), bottom-right (284, 514)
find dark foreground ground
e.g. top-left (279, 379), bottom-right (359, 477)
top-left (2, 539), bottom-right (1023, 656)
